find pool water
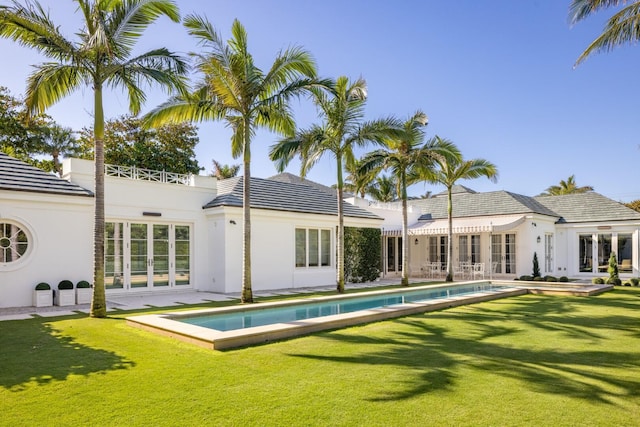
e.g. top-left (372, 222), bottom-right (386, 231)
top-left (181, 283), bottom-right (504, 332)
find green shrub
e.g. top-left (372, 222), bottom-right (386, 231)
top-left (608, 252), bottom-right (619, 281)
top-left (344, 227), bottom-right (381, 283)
top-left (35, 282), bottom-right (51, 290)
top-left (533, 276), bottom-right (545, 282)
top-left (519, 275), bottom-right (533, 281)
top-left (630, 277), bottom-right (639, 287)
top-left (532, 252), bottom-right (540, 278)
top-left (544, 275), bottom-right (557, 282)
top-left (623, 282), bottom-right (632, 287)
top-left (58, 280), bottom-right (74, 290)
top-left (559, 276), bottom-right (569, 282)
top-left (606, 277), bottom-right (622, 286)
top-left (592, 277), bottom-right (605, 284)
top-left (76, 280), bottom-right (91, 288)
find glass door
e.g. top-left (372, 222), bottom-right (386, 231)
top-left (130, 223), bottom-right (149, 288)
top-left (174, 225), bottom-right (191, 286)
top-left (152, 224), bottom-right (170, 287)
top-left (491, 235), bottom-right (502, 274)
top-left (505, 234), bottom-right (516, 274)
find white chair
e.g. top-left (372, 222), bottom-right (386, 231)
top-left (473, 263), bottom-right (485, 280)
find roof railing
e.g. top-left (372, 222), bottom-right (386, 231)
top-left (104, 164), bottom-right (192, 186)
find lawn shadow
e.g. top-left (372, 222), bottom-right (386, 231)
top-left (0, 317), bottom-right (135, 391)
top-left (287, 293), bottom-right (640, 404)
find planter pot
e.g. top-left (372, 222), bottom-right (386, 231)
top-left (55, 289), bottom-right (76, 306)
top-left (76, 287), bottom-right (92, 305)
top-left (33, 290), bottom-right (53, 307)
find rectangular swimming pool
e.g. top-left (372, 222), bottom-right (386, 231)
top-left (180, 283), bottom-right (504, 332)
top-left (128, 281), bottom-right (533, 349)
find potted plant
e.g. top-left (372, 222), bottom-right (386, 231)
top-left (55, 280), bottom-right (76, 306)
top-left (76, 280), bottom-right (92, 304)
top-left (33, 282), bottom-right (53, 307)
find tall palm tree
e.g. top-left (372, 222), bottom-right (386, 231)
top-left (145, 16), bottom-right (320, 303)
top-left (422, 137), bottom-right (498, 282)
top-left (342, 158), bottom-right (372, 198)
top-left (269, 76), bottom-right (397, 293)
top-left (359, 112), bottom-right (458, 286)
top-left (0, 0), bottom-right (187, 317)
top-left (540, 174), bottom-right (593, 195)
top-left (210, 159), bottom-right (240, 179)
top-left (570, 0), bottom-right (640, 66)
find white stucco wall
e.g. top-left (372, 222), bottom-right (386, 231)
top-left (0, 191), bottom-right (92, 308)
top-left (206, 206), bottom-right (382, 293)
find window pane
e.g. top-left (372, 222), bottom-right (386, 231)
top-left (618, 233), bottom-right (632, 272)
top-left (321, 229), bottom-right (331, 266)
top-left (597, 234), bottom-right (612, 273)
top-left (296, 229), bottom-right (306, 267)
top-left (579, 234), bottom-right (593, 273)
top-left (0, 222), bottom-right (29, 263)
top-left (471, 235), bottom-right (481, 264)
top-left (458, 236), bottom-right (468, 262)
top-left (308, 229), bottom-right (319, 267)
top-left (105, 222), bottom-right (124, 289)
top-left (175, 225), bottom-right (189, 241)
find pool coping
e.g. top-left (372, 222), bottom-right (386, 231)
top-left (126, 281), bottom-right (612, 350)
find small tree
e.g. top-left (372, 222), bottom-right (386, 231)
top-left (608, 251), bottom-right (619, 281)
top-left (532, 252), bottom-right (540, 278)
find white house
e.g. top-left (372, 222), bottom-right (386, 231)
top-left (2, 152), bottom-right (639, 309)
top-left (358, 185), bottom-right (640, 280)
top-left (0, 154), bottom-right (381, 308)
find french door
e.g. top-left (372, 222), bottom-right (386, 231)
top-left (106, 222), bottom-right (191, 290)
top-left (490, 233), bottom-right (517, 275)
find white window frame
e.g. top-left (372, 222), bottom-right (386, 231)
top-left (295, 227), bottom-right (332, 268)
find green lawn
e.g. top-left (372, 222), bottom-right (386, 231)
top-left (1, 287), bottom-right (639, 426)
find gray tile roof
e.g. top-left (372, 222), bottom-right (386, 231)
top-left (268, 172), bottom-right (355, 198)
top-left (434, 184), bottom-right (476, 197)
top-left (204, 176), bottom-right (381, 220)
top-left (0, 152), bottom-right (93, 197)
top-left (535, 192), bottom-right (640, 223)
top-left (410, 190), bottom-right (559, 220)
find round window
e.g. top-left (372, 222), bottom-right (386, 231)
top-left (0, 222), bottom-right (29, 263)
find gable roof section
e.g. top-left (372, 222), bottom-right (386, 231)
top-left (204, 176), bottom-right (381, 220)
top-left (411, 190), bottom-right (559, 220)
top-left (535, 192), bottom-right (640, 223)
top-left (0, 152), bottom-right (93, 197)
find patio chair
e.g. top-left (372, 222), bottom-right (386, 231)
top-left (473, 263), bottom-right (485, 280)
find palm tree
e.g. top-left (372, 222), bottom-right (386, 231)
top-left (569, 0), bottom-right (640, 66)
top-left (38, 124), bottom-right (80, 176)
top-left (210, 159), bottom-right (240, 179)
top-left (359, 112), bottom-right (458, 286)
top-left (422, 137), bottom-right (498, 282)
top-left (367, 175), bottom-right (398, 203)
top-left (269, 76), bottom-right (397, 293)
top-left (342, 158), bottom-right (373, 198)
top-left (0, 0), bottom-right (187, 317)
top-left (145, 16), bottom-right (320, 303)
top-left (539, 175), bottom-right (593, 196)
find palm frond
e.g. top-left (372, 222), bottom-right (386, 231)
top-left (569, 0), bottom-right (627, 24)
top-left (25, 63), bottom-right (87, 116)
top-left (142, 90), bottom-right (225, 127)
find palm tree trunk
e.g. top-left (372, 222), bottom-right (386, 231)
top-left (90, 83), bottom-right (107, 317)
top-left (241, 123), bottom-right (253, 303)
top-left (446, 186), bottom-right (453, 282)
top-left (401, 171), bottom-right (409, 286)
top-left (336, 156), bottom-right (345, 293)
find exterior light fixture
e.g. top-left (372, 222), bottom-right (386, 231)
top-left (537, 236), bottom-right (541, 243)
top-left (414, 238), bottom-right (419, 245)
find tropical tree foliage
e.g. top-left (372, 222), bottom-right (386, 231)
top-left (570, 0), bottom-right (640, 66)
top-left (0, 86), bottom-right (50, 161)
top-left (270, 76), bottom-right (397, 293)
top-left (144, 16), bottom-right (320, 303)
top-left (539, 174), bottom-right (593, 196)
top-left (625, 199), bottom-right (640, 212)
top-left (210, 159), bottom-right (240, 179)
top-left (0, 0), bottom-right (188, 317)
top-left (37, 124), bottom-right (82, 176)
top-left (359, 111), bottom-right (457, 286)
top-left (367, 175), bottom-right (398, 203)
top-left (78, 115), bottom-right (200, 174)
top-left (421, 137), bottom-right (498, 282)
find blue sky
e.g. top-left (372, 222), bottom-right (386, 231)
top-left (2, 1), bottom-right (639, 201)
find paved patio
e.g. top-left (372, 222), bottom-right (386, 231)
top-left (0, 277), bottom-right (421, 322)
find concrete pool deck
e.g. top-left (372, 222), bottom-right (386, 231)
top-left (126, 280), bottom-right (613, 350)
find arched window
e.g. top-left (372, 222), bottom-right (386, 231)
top-left (0, 222), bottom-right (29, 263)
